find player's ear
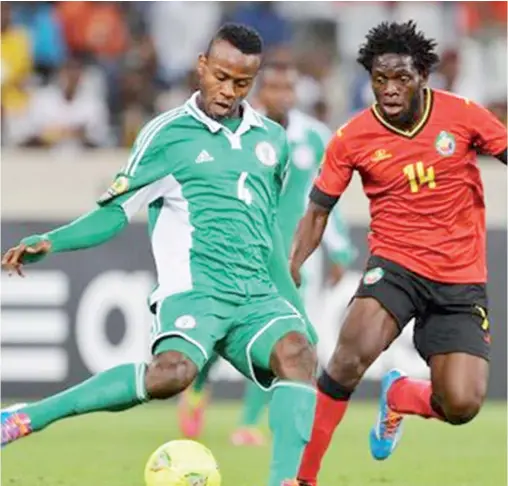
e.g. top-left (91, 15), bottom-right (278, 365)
top-left (420, 70), bottom-right (429, 86)
top-left (197, 54), bottom-right (207, 78)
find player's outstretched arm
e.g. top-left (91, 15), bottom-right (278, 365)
top-left (289, 201), bottom-right (330, 287)
top-left (290, 127), bottom-right (354, 285)
top-left (321, 205), bottom-right (358, 286)
top-left (1, 205), bottom-right (128, 277)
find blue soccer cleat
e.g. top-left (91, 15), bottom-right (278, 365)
top-left (1, 403), bottom-right (32, 448)
top-left (369, 369), bottom-right (406, 461)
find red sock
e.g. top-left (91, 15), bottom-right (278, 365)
top-left (387, 377), bottom-right (443, 420)
top-left (297, 390), bottom-right (349, 484)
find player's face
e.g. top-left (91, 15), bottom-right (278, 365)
top-left (197, 40), bottom-right (262, 119)
top-left (258, 68), bottom-right (297, 121)
top-left (371, 54), bottom-right (426, 125)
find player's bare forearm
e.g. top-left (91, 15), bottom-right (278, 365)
top-left (289, 201), bottom-right (330, 286)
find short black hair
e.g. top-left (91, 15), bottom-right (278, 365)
top-left (357, 20), bottom-right (440, 75)
top-left (206, 23), bottom-right (263, 56)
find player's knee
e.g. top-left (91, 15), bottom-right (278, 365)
top-left (270, 331), bottom-right (316, 382)
top-left (145, 351), bottom-right (198, 399)
top-left (442, 389), bottom-right (484, 425)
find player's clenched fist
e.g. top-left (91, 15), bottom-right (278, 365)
top-left (1, 236), bottom-right (52, 277)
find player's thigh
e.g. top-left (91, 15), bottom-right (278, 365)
top-left (354, 255), bottom-right (421, 331)
top-left (429, 351), bottom-right (489, 416)
top-left (339, 255), bottom-right (419, 353)
top-left (414, 283), bottom-right (490, 414)
top-left (415, 308), bottom-right (490, 402)
top-left (151, 291), bottom-right (230, 372)
top-left (218, 294), bottom-right (311, 389)
top-left (413, 283), bottom-right (491, 365)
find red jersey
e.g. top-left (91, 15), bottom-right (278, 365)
top-left (314, 89), bottom-right (507, 283)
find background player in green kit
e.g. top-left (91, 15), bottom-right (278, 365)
top-left (1, 24), bottom-right (319, 486)
top-left (179, 62), bottom-right (357, 445)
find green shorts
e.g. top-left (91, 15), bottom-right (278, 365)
top-left (150, 291), bottom-right (309, 389)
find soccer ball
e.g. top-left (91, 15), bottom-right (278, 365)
top-left (144, 440), bottom-right (221, 486)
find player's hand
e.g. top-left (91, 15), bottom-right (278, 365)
top-left (1, 238), bottom-right (52, 277)
top-left (327, 263), bottom-right (345, 287)
top-left (289, 260), bottom-right (302, 288)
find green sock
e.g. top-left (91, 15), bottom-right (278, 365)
top-left (21, 363), bottom-right (148, 431)
top-left (268, 382), bottom-right (317, 486)
top-left (192, 352), bottom-right (220, 393)
top-left (240, 381), bottom-right (270, 427)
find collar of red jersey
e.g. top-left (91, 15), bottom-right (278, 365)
top-left (371, 87), bottom-right (434, 138)
top-left (185, 92), bottom-right (266, 133)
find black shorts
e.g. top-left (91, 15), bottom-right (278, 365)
top-left (355, 255), bottom-right (490, 363)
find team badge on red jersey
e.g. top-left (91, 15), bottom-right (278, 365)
top-left (435, 131), bottom-right (456, 157)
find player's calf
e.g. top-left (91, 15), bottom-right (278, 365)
top-left (298, 297), bottom-right (400, 483)
top-left (264, 331), bottom-right (319, 486)
top-left (145, 351), bottom-right (198, 399)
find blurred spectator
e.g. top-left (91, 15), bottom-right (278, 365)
top-left (148, 1), bottom-right (221, 86)
top-left (430, 49), bottom-right (460, 92)
top-left (461, 1), bottom-right (507, 34)
top-left (56, 2), bottom-right (128, 60)
top-left (1, 2), bottom-right (33, 112)
top-left (11, 2), bottom-right (67, 81)
top-left (457, 1), bottom-right (507, 105)
top-left (487, 100), bottom-right (507, 126)
top-left (226, 2), bottom-right (292, 52)
top-left (313, 98), bottom-right (331, 124)
top-left (115, 68), bottom-right (156, 147)
top-left (111, 30), bottom-right (158, 136)
top-left (56, 2), bottom-right (129, 111)
top-left (1, 1), bottom-right (505, 149)
top-left (1, 2), bottom-right (33, 145)
top-left (349, 70), bottom-right (374, 115)
top-left (123, 31), bottom-right (158, 82)
top-left (156, 69), bottom-right (199, 113)
top-left (20, 57), bottom-right (110, 151)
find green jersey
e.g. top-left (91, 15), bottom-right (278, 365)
top-left (277, 109), bottom-right (357, 266)
top-left (99, 94), bottom-right (290, 306)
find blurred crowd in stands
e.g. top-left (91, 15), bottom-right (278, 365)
top-left (1, 1), bottom-right (506, 152)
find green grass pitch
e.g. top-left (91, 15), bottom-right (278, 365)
top-left (1, 401), bottom-right (506, 486)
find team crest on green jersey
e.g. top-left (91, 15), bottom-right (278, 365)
top-left (256, 141), bottom-right (277, 167)
top-left (175, 315), bottom-right (197, 329)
